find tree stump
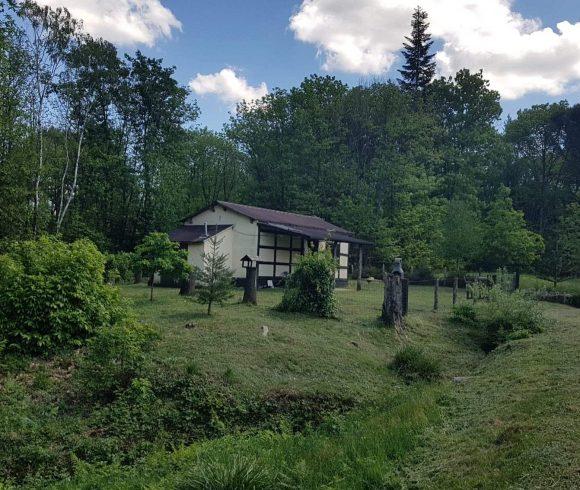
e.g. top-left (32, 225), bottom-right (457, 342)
top-left (382, 274), bottom-right (403, 333)
top-left (242, 267), bottom-right (257, 305)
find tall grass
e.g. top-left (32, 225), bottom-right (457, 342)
top-left (53, 388), bottom-right (441, 489)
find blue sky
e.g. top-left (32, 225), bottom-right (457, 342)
top-left (41, 0), bottom-right (580, 130)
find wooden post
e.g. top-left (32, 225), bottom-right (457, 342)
top-left (433, 278), bottom-right (439, 311)
top-left (242, 267), bottom-right (257, 305)
top-left (356, 245), bottom-right (363, 291)
top-left (402, 278), bottom-right (409, 316)
top-left (452, 277), bottom-right (458, 305)
top-left (382, 274), bottom-right (403, 332)
top-left (180, 272), bottom-right (197, 296)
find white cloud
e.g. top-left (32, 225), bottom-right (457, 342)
top-left (189, 68), bottom-right (268, 105)
top-left (290, 0), bottom-right (580, 99)
top-left (36, 0), bottom-right (181, 46)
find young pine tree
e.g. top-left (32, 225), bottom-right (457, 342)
top-left (197, 235), bottom-right (234, 315)
top-left (398, 6), bottom-right (436, 94)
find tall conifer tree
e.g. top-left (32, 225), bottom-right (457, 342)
top-left (398, 6), bottom-right (436, 93)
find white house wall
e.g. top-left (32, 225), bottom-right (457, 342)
top-left (184, 204), bottom-right (352, 283)
top-left (185, 206), bottom-right (257, 278)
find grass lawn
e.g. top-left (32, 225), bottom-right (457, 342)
top-left (51, 282), bottom-right (578, 489)
top-left (520, 274), bottom-right (580, 295)
top-left (120, 281), bottom-right (476, 400)
top-left (3, 281), bottom-right (578, 488)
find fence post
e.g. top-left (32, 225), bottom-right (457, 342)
top-left (433, 278), bottom-right (439, 311)
top-left (452, 277), bottom-right (458, 305)
top-left (356, 246), bottom-right (363, 291)
top-left (382, 274), bottom-right (403, 331)
top-left (402, 278), bottom-right (409, 316)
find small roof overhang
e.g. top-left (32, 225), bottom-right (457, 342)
top-left (259, 222), bottom-right (373, 246)
top-left (168, 224), bottom-right (232, 244)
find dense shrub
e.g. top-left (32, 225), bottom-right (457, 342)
top-left (277, 251), bottom-right (337, 317)
top-left (105, 252), bottom-right (137, 284)
top-left (0, 237), bottom-right (127, 353)
top-left (389, 346), bottom-right (442, 382)
top-left (450, 286), bottom-right (545, 351)
top-left (75, 321), bottom-right (159, 402)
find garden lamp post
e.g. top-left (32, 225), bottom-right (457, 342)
top-left (241, 255), bottom-right (258, 305)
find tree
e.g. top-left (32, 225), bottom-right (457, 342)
top-left (134, 232), bottom-right (190, 301)
top-left (196, 234), bottom-right (234, 315)
top-left (20, 1), bottom-right (78, 235)
top-left (439, 198), bottom-right (484, 275)
top-left (484, 188), bottom-right (544, 279)
top-left (536, 202), bottom-right (580, 286)
top-left (398, 7), bottom-right (436, 94)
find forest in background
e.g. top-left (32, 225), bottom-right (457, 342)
top-left (0, 1), bottom-right (578, 281)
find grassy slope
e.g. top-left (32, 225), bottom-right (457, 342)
top-left (406, 301), bottom-right (580, 489)
top-left (121, 282), bottom-right (475, 401)
top-left (520, 274), bottom-right (580, 295)
top-left (50, 283), bottom-right (579, 489)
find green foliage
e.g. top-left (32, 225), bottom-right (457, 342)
top-left (389, 346), bottom-right (442, 382)
top-left (75, 321), bottom-right (159, 402)
top-left (484, 188), bottom-right (545, 269)
top-left (177, 457), bottom-right (275, 490)
top-left (196, 235), bottom-right (234, 315)
top-left (0, 237), bottom-right (126, 353)
top-left (278, 251), bottom-right (337, 318)
top-left (105, 252), bottom-right (136, 284)
top-left (439, 198), bottom-right (484, 273)
top-left (450, 286), bottom-right (545, 351)
top-left (398, 6), bottom-right (436, 93)
top-left (134, 232), bottom-right (190, 301)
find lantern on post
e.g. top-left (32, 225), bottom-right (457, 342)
top-left (241, 255), bottom-right (258, 305)
top-left (392, 258), bottom-right (404, 278)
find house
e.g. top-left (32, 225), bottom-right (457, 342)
top-left (169, 201), bottom-right (372, 287)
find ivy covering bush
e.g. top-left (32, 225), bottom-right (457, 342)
top-left (277, 251), bottom-right (337, 318)
top-left (0, 237), bottom-right (126, 353)
top-left (75, 321), bottom-right (160, 402)
top-left (450, 286), bottom-right (545, 351)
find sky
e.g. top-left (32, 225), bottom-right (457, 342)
top-left (38, 0), bottom-right (580, 130)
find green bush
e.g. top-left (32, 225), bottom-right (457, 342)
top-left (105, 252), bottom-right (137, 284)
top-left (0, 237), bottom-right (127, 353)
top-left (75, 321), bottom-right (159, 402)
top-left (277, 251), bottom-right (337, 318)
top-left (389, 346), bottom-right (442, 382)
top-left (450, 303), bottom-right (477, 326)
top-left (450, 286), bottom-right (545, 351)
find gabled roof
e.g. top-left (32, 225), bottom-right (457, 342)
top-left (195, 201), bottom-right (351, 233)
top-left (182, 201), bottom-right (373, 246)
top-left (169, 224), bottom-right (231, 244)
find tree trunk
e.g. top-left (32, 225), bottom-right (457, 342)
top-left (515, 268), bottom-right (521, 290)
top-left (150, 275), bottom-right (154, 302)
top-left (242, 267), bottom-right (257, 305)
top-left (433, 278), bottom-right (439, 311)
top-left (452, 277), bottom-right (458, 305)
top-left (382, 274), bottom-right (403, 331)
top-left (207, 300), bottom-right (212, 315)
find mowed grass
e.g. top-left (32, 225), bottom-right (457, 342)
top-left (121, 281), bottom-right (476, 400)
top-left (406, 301), bottom-right (580, 489)
top-left (520, 274), bottom-right (580, 295)
top-left (52, 283), bottom-right (580, 489)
